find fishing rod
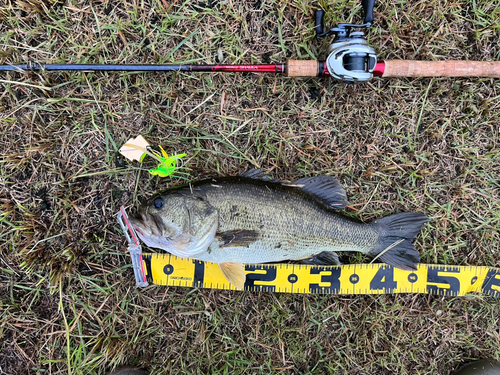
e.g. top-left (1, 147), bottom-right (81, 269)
top-left (1, 0), bottom-right (499, 83)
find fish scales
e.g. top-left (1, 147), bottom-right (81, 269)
top-left (160, 178), bottom-right (378, 264)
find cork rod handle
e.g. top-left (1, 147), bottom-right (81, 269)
top-left (382, 60), bottom-right (500, 78)
top-left (286, 60), bottom-right (319, 77)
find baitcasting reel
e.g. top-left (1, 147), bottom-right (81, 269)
top-left (315, 0), bottom-right (377, 82)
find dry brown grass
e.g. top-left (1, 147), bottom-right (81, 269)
top-left (0, 0), bottom-right (499, 374)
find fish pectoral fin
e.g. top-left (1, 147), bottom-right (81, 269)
top-left (219, 262), bottom-right (246, 290)
top-left (301, 251), bottom-right (341, 266)
top-left (285, 176), bottom-right (349, 209)
top-left (216, 230), bottom-right (260, 248)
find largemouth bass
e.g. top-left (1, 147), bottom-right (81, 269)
top-left (129, 170), bottom-right (429, 289)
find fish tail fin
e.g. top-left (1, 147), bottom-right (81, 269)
top-left (369, 212), bottom-right (429, 270)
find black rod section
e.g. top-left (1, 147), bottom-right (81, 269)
top-left (0, 64), bottom-right (196, 72)
top-left (0, 63), bottom-right (285, 74)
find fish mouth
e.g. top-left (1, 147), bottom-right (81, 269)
top-left (128, 207), bottom-right (161, 239)
top-left (127, 207), bottom-right (177, 251)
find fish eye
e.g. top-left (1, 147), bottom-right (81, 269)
top-left (153, 197), bottom-right (163, 209)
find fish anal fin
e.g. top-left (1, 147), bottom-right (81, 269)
top-left (287, 176), bottom-right (349, 209)
top-left (216, 230), bottom-right (259, 248)
top-left (219, 262), bottom-right (246, 290)
top-left (301, 251), bottom-right (341, 266)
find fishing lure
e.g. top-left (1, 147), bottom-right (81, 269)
top-left (147, 146), bottom-right (186, 178)
top-left (122, 141), bottom-right (186, 178)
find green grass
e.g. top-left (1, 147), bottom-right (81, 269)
top-left (0, 0), bottom-right (499, 374)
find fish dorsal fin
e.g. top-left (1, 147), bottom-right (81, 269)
top-left (239, 168), bottom-right (276, 182)
top-left (287, 176), bottom-right (349, 209)
top-left (219, 262), bottom-right (246, 290)
top-left (241, 170), bottom-right (348, 209)
top-left (216, 230), bottom-right (260, 248)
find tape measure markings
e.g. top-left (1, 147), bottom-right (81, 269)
top-left (140, 253), bottom-right (500, 298)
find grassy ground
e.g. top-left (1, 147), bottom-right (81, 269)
top-left (1, 0), bottom-right (499, 374)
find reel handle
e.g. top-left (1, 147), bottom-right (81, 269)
top-left (362, 0), bottom-right (375, 25)
top-left (315, 9), bottom-right (325, 37)
top-left (314, 0), bottom-right (375, 39)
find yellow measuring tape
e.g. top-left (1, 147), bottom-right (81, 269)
top-left (141, 253), bottom-right (500, 297)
